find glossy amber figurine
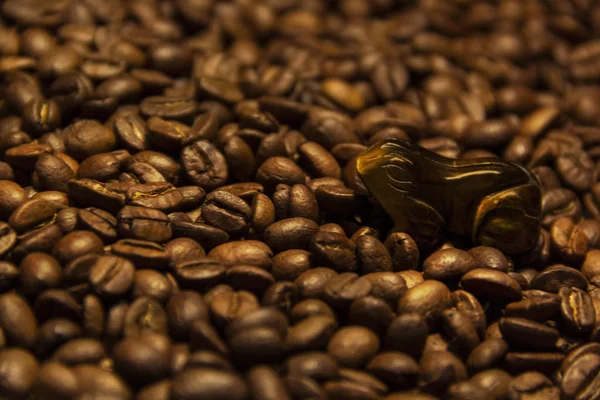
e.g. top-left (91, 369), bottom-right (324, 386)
top-left (356, 139), bottom-right (542, 254)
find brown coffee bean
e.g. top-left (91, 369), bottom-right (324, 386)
top-left (171, 368), bottom-right (248, 400)
top-left (118, 206), bottom-right (172, 243)
top-left (285, 315), bottom-right (337, 353)
top-left (384, 232), bottom-right (420, 271)
top-left (422, 249), bottom-right (478, 281)
top-left (0, 292), bottom-right (37, 349)
top-left (0, 348), bottom-right (39, 399)
top-left (460, 269), bottom-right (523, 302)
top-left (124, 296), bottom-right (168, 338)
top-left (200, 190), bottom-right (251, 235)
top-left (264, 217), bottom-right (319, 252)
top-left (559, 286), bottom-right (596, 336)
top-left (181, 140), bottom-right (228, 190)
top-left (397, 280), bottom-right (452, 328)
top-left (550, 217), bottom-right (588, 266)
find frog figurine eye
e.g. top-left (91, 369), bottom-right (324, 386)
top-left (356, 138), bottom-right (542, 254)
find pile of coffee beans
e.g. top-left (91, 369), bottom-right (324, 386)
top-left (2, 0), bottom-right (600, 399)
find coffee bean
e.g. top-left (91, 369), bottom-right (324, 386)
top-left (499, 317), bottom-right (559, 350)
top-left (504, 352), bottom-right (564, 375)
top-left (132, 269), bottom-right (172, 302)
top-left (460, 269), bottom-right (523, 302)
top-left (171, 368), bottom-right (248, 400)
top-left (34, 289), bottom-right (80, 322)
top-left (284, 351), bottom-right (340, 382)
top-left (118, 205), bottom-right (172, 243)
top-left (559, 286), bottom-right (596, 336)
top-left (0, 261), bottom-right (19, 292)
top-left (423, 248), bottom-right (478, 281)
top-left (181, 140), bottom-right (228, 190)
top-left (505, 289), bottom-right (561, 321)
top-left (550, 217), bottom-right (588, 266)
top-left (397, 280), bottom-right (452, 328)
top-left (419, 351), bottom-right (467, 394)
top-left (310, 230), bottom-right (357, 273)
top-left (285, 314), bottom-right (337, 353)
top-left (52, 230), bottom-right (104, 265)
top-left (264, 217), bottom-right (318, 252)
top-left (77, 207), bottom-right (118, 243)
top-left (73, 365), bottom-right (132, 400)
top-left (31, 361), bottom-right (78, 400)
top-left (209, 290), bottom-right (260, 329)
top-left (441, 308), bottom-right (480, 356)
top-left (530, 264), bottom-right (588, 293)
top-left (323, 272), bottom-right (372, 310)
top-left (68, 179), bottom-right (126, 214)
top-left (113, 332), bottom-right (171, 386)
top-left (256, 157), bottom-right (306, 193)
top-left (19, 252), bottom-right (61, 295)
top-left (0, 292), bottom-right (38, 349)
top-left (451, 290), bottom-right (487, 339)
top-left (124, 296), bottom-right (168, 338)
top-left (384, 232), bottom-right (420, 271)
top-left (248, 365), bottom-right (292, 400)
top-left (543, 187), bottom-right (582, 228)
top-left (51, 338), bottom-right (105, 366)
top-left (0, 180), bottom-right (26, 220)
top-left (63, 120), bottom-right (116, 161)
top-left (466, 339), bottom-right (510, 373)
top-left (468, 246), bottom-right (510, 272)
top-left (200, 190), bottom-right (251, 235)
top-left (0, 348), bottom-right (39, 399)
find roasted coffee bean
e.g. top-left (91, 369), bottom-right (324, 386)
top-left (348, 296), bottom-right (395, 335)
top-left (397, 280), bottom-right (452, 328)
top-left (504, 290), bottom-right (561, 321)
top-left (285, 314), bottom-right (337, 353)
top-left (171, 368), bottom-right (248, 400)
top-left (68, 179), bottom-right (126, 215)
top-left (559, 286), bottom-right (596, 336)
top-left (323, 272), bottom-right (372, 310)
top-left (88, 255), bottom-right (135, 299)
top-left (209, 289), bottom-right (260, 329)
top-left (530, 264), bottom-right (588, 293)
top-left (181, 140), bottom-right (228, 190)
top-left (167, 291), bottom-right (208, 341)
top-left (124, 296), bottom-right (168, 338)
top-left (133, 270), bottom-right (173, 302)
top-left (423, 248), bottom-right (478, 282)
top-left (384, 232), bottom-right (420, 271)
top-left (364, 272), bottom-right (407, 307)
top-left (550, 217), bottom-right (588, 266)
top-left (248, 365), bottom-right (292, 400)
top-left (73, 365), bottom-right (132, 400)
top-left (295, 267), bottom-right (338, 299)
top-left (420, 350), bottom-right (467, 394)
top-left (31, 361), bottom-right (78, 400)
top-left (543, 187), bottom-right (582, 228)
top-left (256, 157), bottom-right (306, 193)
top-left (0, 348), bottom-right (39, 399)
top-left (460, 269), bottom-right (523, 302)
top-left (0, 292), bottom-right (37, 349)
top-left (499, 317), bottom-right (559, 350)
top-left (77, 207), bottom-right (118, 243)
top-left (19, 252), bottom-right (61, 295)
top-left (264, 217), bottom-right (319, 252)
top-left (118, 205), bottom-right (172, 243)
top-left (200, 190), bottom-right (251, 235)
top-left (310, 230), bottom-right (357, 273)
top-left (113, 332), bottom-right (171, 386)
top-left (52, 230), bottom-right (104, 265)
